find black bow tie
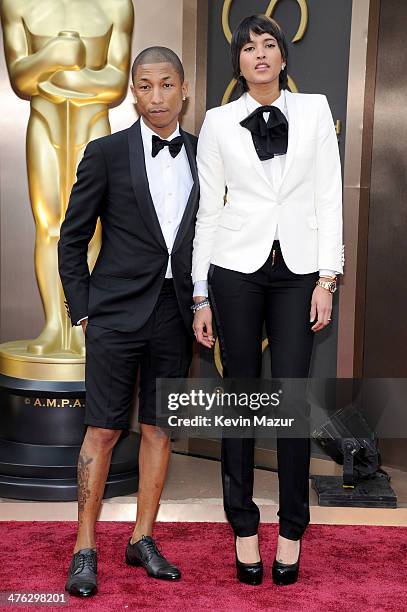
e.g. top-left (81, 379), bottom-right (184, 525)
top-left (240, 105), bottom-right (288, 161)
top-left (151, 134), bottom-right (184, 158)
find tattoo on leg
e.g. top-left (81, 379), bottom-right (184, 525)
top-left (77, 452), bottom-right (93, 517)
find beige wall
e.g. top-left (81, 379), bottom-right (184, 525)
top-left (0, 0), bottom-right (184, 342)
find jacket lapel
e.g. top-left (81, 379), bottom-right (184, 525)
top-left (277, 90), bottom-right (300, 190)
top-left (234, 90), bottom-right (300, 195)
top-left (127, 120), bottom-right (168, 251)
top-left (172, 128), bottom-right (199, 253)
top-left (235, 96), bottom-right (274, 191)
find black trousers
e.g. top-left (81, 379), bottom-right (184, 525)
top-left (85, 280), bottom-right (193, 429)
top-left (208, 241), bottom-right (319, 540)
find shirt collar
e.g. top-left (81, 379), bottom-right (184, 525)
top-left (140, 116), bottom-right (181, 155)
top-left (244, 89), bottom-right (287, 119)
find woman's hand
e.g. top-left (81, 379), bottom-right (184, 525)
top-left (192, 297), bottom-right (215, 349)
top-left (310, 286), bottom-right (333, 332)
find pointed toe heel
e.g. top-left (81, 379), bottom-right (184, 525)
top-left (272, 539), bottom-right (301, 586)
top-left (236, 558), bottom-right (263, 585)
top-left (235, 536), bottom-right (263, 586)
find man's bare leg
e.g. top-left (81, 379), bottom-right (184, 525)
top-left (130, 424), bottom-right (171, 543)
top-left (74, 426), bottom-right (122, 553)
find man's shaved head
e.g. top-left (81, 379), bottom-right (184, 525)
top-left (131, 46), bottom-right (184, 83)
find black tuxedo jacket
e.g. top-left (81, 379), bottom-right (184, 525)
top-left (58, 119), bottom-right (199, 335)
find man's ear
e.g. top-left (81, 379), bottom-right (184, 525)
top-left (130, 84), bottom-right (137, 104)
top-left (182, 80), bottom-right (189, 100)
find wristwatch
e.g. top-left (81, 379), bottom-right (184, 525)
top-left (316, 278), bottom-right (337, 293)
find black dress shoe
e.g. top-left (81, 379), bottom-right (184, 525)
top-left (235, 535), bottom-right (263, 586)
top-left (272, 539), bottom-right (302, 585)
top-left (125, 535), bottom-right (181, 580)
top-left (65, 548), bottom-right (97, 597)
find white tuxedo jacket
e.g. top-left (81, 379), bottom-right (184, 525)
top-left (192, 90), bottom-right (344, 283)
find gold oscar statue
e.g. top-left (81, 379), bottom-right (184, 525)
top-left (0, 0), bottom-right (134, 380)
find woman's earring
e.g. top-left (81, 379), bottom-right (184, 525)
top-left (183, 96), bottom-right (186, 101)
top-left (281, 64), bottom-right (286, 71)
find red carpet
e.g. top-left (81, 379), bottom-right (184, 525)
top-left (0, 521), bottom-right (406, 611)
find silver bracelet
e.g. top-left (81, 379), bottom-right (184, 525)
top-left (191, 299), bottom-right (210, 312)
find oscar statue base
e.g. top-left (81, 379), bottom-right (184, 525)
top-left (0, 370), bottom-right (139, 501)
top-left (0, 339), bottom-right (86, 382)
top-left (312, 474), bottom-right (397, 508)
top-left (0, 436), bottom-right (139, 501)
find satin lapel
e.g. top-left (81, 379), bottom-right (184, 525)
top-left (172, 128), bottom-right (199, 253)
top-left (235, 95), bottom-right (274, 190)
top-left (278, 90), bottom-right (300, 190)
top-left (127, 120), bottom-right (167, 251)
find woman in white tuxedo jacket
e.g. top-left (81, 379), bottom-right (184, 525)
top-left (192, 15), bottom-right (343, 587)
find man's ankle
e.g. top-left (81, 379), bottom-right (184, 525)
top-left (130, 530), bottom-right (152, 545)
top-left (74, 543), bottom-right (97, 554)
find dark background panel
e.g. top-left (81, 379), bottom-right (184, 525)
top-left (207, 0), bottom-right (352, 163)
top-left (364, 0), bottom-right (407, 378)
top-left (362, 0), bottom-right (407, 471)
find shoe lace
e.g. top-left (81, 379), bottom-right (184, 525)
top-left (143, 538), bottom-right (164, 562)
top-left (74, 551), bottom-right (97, 574)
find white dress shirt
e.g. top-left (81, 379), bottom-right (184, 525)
top-left (77, 117), bottom-right (193, 324)
top-left (193, 90), bottom-right (335, 298)
top-left (140, 117), bottom-right (193, 278)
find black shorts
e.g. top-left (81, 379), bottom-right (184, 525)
top-left (84, 280), bottom-right (193, 429)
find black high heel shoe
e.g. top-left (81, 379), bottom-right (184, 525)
top-left (272, 539), bottom-right (302, 586)
top-left (235, 535), bottom-right (263, 586)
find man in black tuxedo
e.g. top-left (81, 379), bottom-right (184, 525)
top-left (58, 47), bottom-right (198, 597)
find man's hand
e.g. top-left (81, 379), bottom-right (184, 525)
top-left (310, 286), bottom-right (333, 332)
top-left (81, 319), bottom-right (88, 335)
top-left (192, 296), bottom-right (215, 349)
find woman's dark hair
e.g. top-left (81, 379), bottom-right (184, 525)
top-left (231, 14), bottom-right (289, 93)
